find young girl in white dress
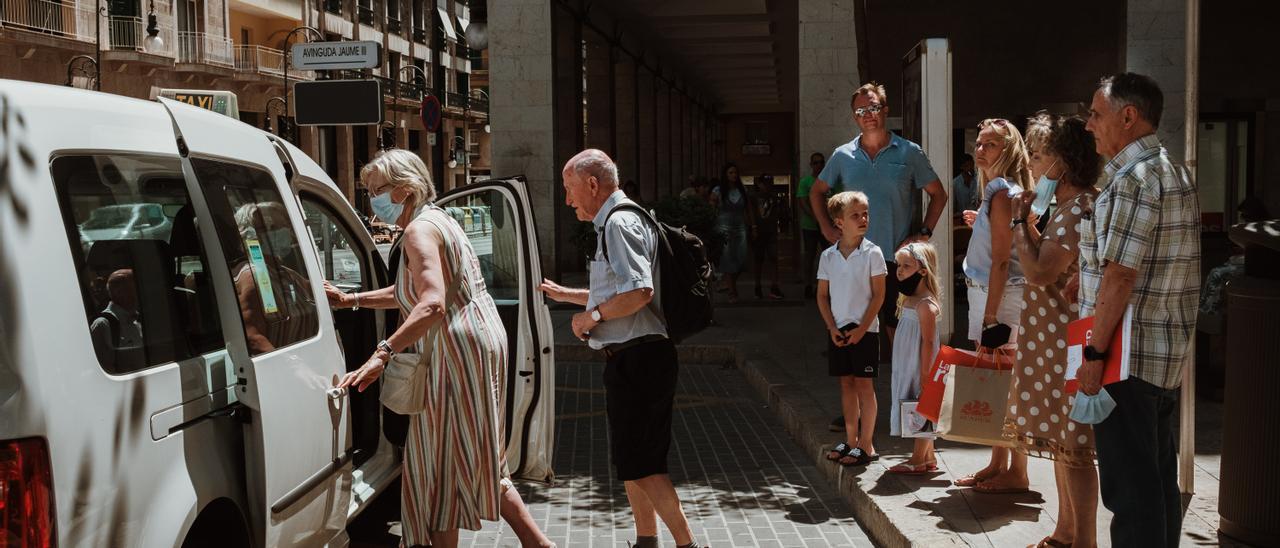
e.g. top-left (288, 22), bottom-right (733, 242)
top-left (888, 242), bottom-right (942, 474)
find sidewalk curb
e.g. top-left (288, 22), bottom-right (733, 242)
top-left (732, 352), bottom-right (969, 548)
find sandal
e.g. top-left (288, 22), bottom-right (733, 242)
top-left (1031, 536), bottom-right (1072, 548)
top-left (888, 461), bottom-right (938, 475)
top-left (826, 442), bottom-right (853, 462)
top-left (844, 447), bottom-right (880, 467)
top-left (769, 285), bottom-right (784, 299)
top-left (953, 469), bottom-right (998, 487)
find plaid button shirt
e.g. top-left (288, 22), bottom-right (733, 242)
top-left (1079, 134), bottom-right (1201, 389)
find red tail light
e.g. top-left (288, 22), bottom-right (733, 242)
top-left (0, 438), bottom-right (56, 548)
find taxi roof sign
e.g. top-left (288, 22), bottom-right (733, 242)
top-left (156, 89), bottom-right (239, 118)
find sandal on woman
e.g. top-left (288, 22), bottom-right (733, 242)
top-left (843, 447), bottom-right (879, 467)
top-left (888, 461), bottom-right (938, 475)
top-left (973, 479), bottom-right (1030, 494)
top-left (953, 469), bottom-right (997, 487)
top-left (826, 442), bottom-right (853, 462)
top-left (1030, 536), bottom-right (1072, 548)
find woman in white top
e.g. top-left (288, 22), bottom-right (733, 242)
top-left (953, 118), bottom-right (1034, 494)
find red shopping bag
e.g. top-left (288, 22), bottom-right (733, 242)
top-left (917, 346), bottom-right (1013, 422)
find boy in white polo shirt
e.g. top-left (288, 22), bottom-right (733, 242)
top-left (817, 191), bottom-right (887, 467)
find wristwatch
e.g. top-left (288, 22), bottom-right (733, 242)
top-left (919, 226), bottom-right (933, 237)
top-left (376, 339), bottom-right (395, 357)
top-left (1011, 218), bottom-right (1027, 226)
top-left (1084, 345), bottom-right (1108, 361)
top-left (590, 307), bottom-right (603, 323)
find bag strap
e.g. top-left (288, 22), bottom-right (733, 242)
top-left (600, 202), bottom-right (668, 263)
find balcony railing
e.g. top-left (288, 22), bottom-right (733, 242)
top-left (412, 27), bottom-right (426, 43)
top-left (357, 4), bottom-right (373, 25)
top-left (235, 44), bottom-right (284, 76)
top-left (0, 0), bottom-right (95, 42)
top-left (324, 0), bottom-right (342, 15)
top-left (468, 93), bottom-right (487, 113)
top-left (386, 16), bottom-right (400, 34)
top-left (177, 31), bottom-right (234, 68)
top-left (107, 15), bottom-right (176, 57)
top-left (446, 92), bottom-right (468, 110)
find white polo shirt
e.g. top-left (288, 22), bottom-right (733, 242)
top-left (817, 238), bottom-right (888, 331)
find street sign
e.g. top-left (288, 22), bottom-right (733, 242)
top-left (294, 80), bottom-right (384, 126)
top-left (291, 41), bottom-right (382, 70)
top-left (421, 95), bottom-right (442, 132)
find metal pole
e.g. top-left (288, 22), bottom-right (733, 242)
top-left (95, 0), bottom-right (102, 90)
top-left (1179, 0), bottom-right (1200, 497)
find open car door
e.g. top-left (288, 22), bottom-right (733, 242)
top-left (437, 176), bottom-right (556, 482)
top-left (158, 98), bottom-right (351, 545)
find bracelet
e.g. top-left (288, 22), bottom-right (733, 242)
top-left (352, 292), bottom-right (361, 311)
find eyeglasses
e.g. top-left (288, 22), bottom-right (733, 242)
top-left (980, 118), bottom-right (1012, 129)
top-left (854, 104), bottom-right (884, 118)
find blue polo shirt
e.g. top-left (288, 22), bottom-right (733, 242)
top-left (818, 133), bottom-right (940, 256)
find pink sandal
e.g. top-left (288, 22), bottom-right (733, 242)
top-left (888, 461), bottom-right (938, 475)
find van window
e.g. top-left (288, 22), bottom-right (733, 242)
top-left (301, 197), bottom-right (364, 292)
top-left (51, 154), bottom-right (225, 374)
top-left (190, 158), bottom-right (319, 356)
top-left (442, 191), bottom-right (519, 302)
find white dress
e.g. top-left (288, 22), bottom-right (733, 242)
top-left (890, 297), bottom-right (940, 436)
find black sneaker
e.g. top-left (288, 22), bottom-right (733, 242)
top-left (828, 415), bottom-right (844, 432)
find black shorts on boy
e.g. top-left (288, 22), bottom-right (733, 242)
top-left (828, 322), bottom-right (880, 377)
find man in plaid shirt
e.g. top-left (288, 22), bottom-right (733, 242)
top-left (1079, 72), bottom-right (1200, 548)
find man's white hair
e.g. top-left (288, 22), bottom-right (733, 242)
top-left (565, 149), bottom-right (619, 188)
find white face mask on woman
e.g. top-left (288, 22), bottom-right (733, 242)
top-left (1031, 160), bottom-right (1059, 217)
top-left (371, 191), bottom-right (405, 224)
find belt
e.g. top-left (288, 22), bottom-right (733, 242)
top-left (602, 334), bottom-right (667, 359)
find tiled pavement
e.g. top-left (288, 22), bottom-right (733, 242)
top-left (352, 358), bottom-right (874, 547)
top-left (459, 360), bottom-right (873, 547)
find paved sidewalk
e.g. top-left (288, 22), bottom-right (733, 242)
top-left (574, 280), bottom-right (1231, 547)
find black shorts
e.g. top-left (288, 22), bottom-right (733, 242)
top-left (828, 322), bottom-right (880, 377)
top-left (603, 338), bottom-right (678, 481)
top-left (879, 261), bottom-right (900, 329)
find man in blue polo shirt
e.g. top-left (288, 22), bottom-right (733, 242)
top-left (808, 82), bottom-right (947, 431)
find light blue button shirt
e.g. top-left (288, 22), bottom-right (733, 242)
top-left (818, 133), bottom-right (941, 254)
top-left (585, 191), bottom-right (667, 349)
top-left (962, 177), bottom-right (1025, 285)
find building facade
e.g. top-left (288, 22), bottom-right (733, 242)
top-left (0, 0), bottom-right (490, 214)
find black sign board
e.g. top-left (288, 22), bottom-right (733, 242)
top-left (294, 80), bottom-right (384, 126)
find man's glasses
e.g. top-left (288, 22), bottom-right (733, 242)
top-left (854, 104), bottom-right (884, 118)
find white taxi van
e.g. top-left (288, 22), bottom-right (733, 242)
top-left (0, 80), bottom-right (556, 547)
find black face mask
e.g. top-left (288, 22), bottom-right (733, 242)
top-left (898, 272), bottom-right (923, 296)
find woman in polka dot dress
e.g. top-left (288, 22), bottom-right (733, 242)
top-left (1004, 113), bottom-right (1102, 548)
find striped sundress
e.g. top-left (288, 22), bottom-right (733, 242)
top-left (394, 206), bottom-right (509, 539)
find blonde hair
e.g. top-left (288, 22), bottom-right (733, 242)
top-left (360, 148), bottom-right (437, 206)
top-left (895, 242), bottom-right (942, 302)
top-left (826, 191), bottom-right (869, 221)
top-left (851, 81), bottom-right (888, 109)
top-left (976, 118), bottom-right (1034, 191)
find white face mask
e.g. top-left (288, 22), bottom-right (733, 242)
top-left (1031, 160), bottom-right (1059, 217)
top-left (1069, 387), bottom-right (1117, 425)
top-left (371, 191), bottom-right (405, 224)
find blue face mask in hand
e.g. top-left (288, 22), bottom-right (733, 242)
top-left (371, 191), bottom-right (405, 224)
top-left (1031, 160), bottom-right (1059, 217)
top-left (1069, 387), bottom-right (1117, 425)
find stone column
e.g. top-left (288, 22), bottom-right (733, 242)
top-left (490, 0), bottom-right (556, 272)
top-left (337, 126), bottom-right (356, 204)
top-left (584, 29), bottom-right (615, 154)
top-left (799, 0), bottom-right (860, 175)
top-left (637, 67), bottom-right (657, 201)
top-left (656, 82), bottom-right (671, 198)
top-left (614, 56), bottom-right (638, 184)
top-left (670, 90), bottom-right (683, 187)
top-left (551, 3), bottom-right (585, 274)
top-left (1125, 0), bottom-right (1188, 160)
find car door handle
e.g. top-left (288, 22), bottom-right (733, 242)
top-left (327, 387), bottom-right (348, 399)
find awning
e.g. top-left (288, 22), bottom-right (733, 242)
top-left (456, 15), bottom-right (469, 34)
top-left (435, 7), bottom-right (457, 41)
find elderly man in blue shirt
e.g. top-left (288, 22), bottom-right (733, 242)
top-left (808, 82), bottom-right (948, 431)
top-left (539, 149), bottom-right (702, 548)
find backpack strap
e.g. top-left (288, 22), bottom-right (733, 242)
top-left (599, 202), bottom-right (666, 263)
top-left (96, 311), bottom-right (122, 347)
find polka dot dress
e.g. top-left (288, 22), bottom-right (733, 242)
top-left (1003, 191), bottom-right (1098, 467)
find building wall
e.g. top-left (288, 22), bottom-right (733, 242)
top-left (798, 0), bottom-right (860, 180)
top-left (723, 112), bottom-right (796, 180)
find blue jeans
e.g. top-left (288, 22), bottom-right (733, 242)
top-left (1094, 377), bottom-right (1183, 547)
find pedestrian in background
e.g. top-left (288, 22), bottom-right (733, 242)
top-left (954, 118), bottom-right (1033, 494)
top-left (540, 149), bottom-right (703, 548)
top-left (1079, 73), bottom-right (1200, 548)
top-left (749, 178), bottom-right (788, 299)
top-left (818, 191), bottom-right (886, 468)
top-left (711, 162), bottom-right (749, 303)
top-left (1005, 112), bottom-right (1102, 548)
top-left (796, 152), bottom-right (827, 298)
top-left (807, 83), bottom-right (947, 432)
top-left (952, 153), bottom-right (979, 224)
top-left (886, 242), bottom-right (941, 474)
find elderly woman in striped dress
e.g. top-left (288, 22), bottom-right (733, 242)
top-left (328, 149), bottom-right (553, 548)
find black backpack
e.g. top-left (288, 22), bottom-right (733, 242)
top-left (602, 203), bottom-right (714, 343)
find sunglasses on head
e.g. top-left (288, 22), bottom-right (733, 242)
top-left (854, 104), bottom-right (884, 118)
